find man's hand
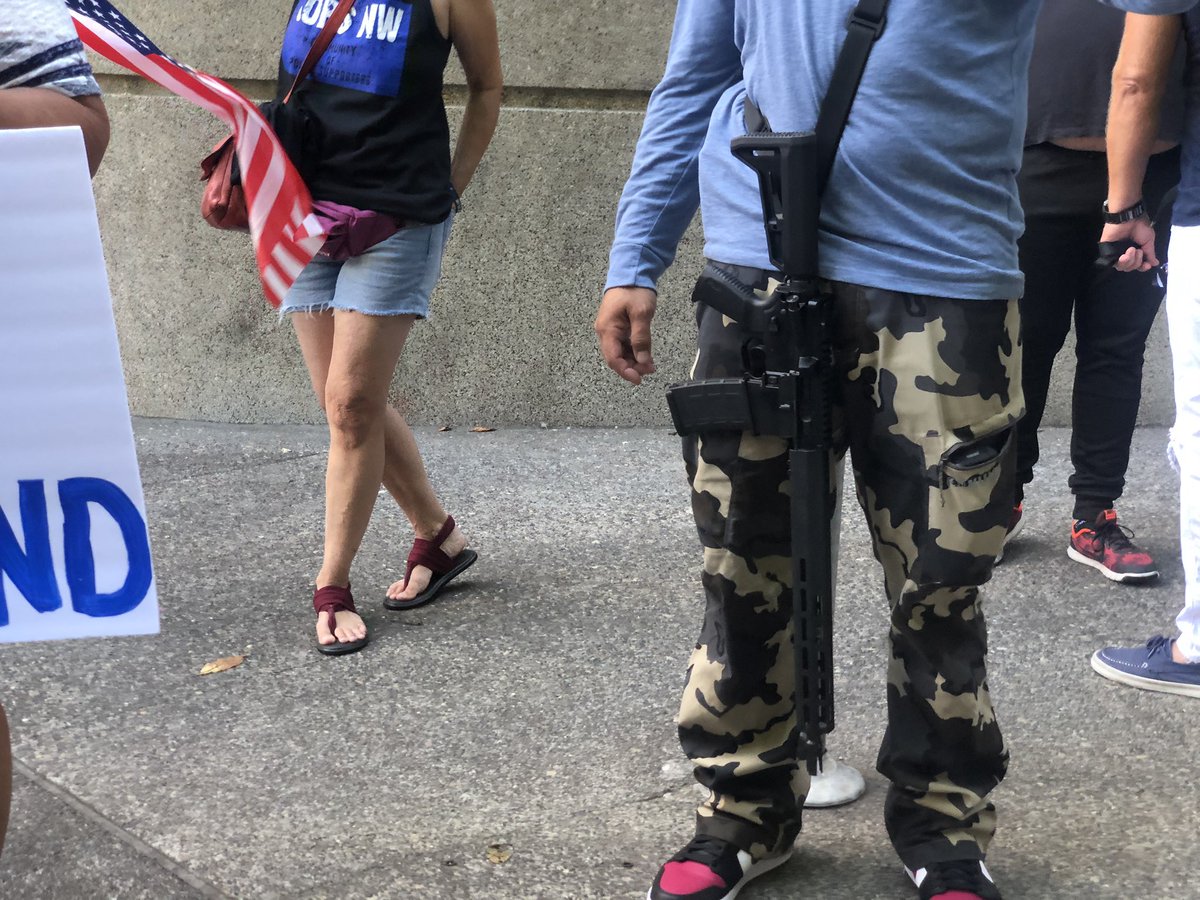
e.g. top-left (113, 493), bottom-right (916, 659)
top-left (595, 286), bottom-right (658, 385)
top-left (1100, 218), bottom-right (1158, 272)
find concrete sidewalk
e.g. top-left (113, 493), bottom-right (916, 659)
top-left (0, 420), bottom-right (1193, 899)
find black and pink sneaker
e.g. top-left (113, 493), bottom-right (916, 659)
top-left (1067, 509), bottom-right (1159, 583)
top-left (906, 859), bottom-right (1002, 900)
top-left (648, 834), bottom-right (791, 900)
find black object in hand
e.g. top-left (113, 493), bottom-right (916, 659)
top-left (1096, 239), bottom-right (1141, 269)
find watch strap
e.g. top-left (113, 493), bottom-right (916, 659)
top-left (1103, 199), bottom-right (1147, 224)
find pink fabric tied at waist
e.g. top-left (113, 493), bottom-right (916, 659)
top-left (311, 200), bottom-right (402, 261)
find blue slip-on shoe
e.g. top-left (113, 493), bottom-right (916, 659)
top-left (1091, 635), bottom-right (1200, 698)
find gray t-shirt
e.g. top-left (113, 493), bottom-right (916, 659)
top-left (1027, 0), bottom-right (1184, 146)
top-left (0, 0), bottom-right (101, 97)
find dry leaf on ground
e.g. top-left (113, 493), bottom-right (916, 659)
top-left (437, 425), bottom-right (452, 432)
top-left (470, 426), bottom-right (496, 433)
top-left (486, 843), bottom-right (513, 864)
top-left (199, 655), bottom-right (245, 676)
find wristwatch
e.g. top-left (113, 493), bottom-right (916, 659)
top-left (1103, 199), bottom-right (1147, 224)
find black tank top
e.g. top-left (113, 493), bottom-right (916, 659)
top-left (277, 0), bottom-right (454, 223)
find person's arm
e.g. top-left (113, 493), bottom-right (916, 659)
top-left (596, 0), bottom-right (740, 385)
top-left (0, 89), bottom-right (109, 175)
top-left (0, 0), bottom-right (109, 175)
top-left (447, 0), bottom-right (501, 197)
top-left (1102, 12), bottom-right (1182, 270)
top-left (1100, 0), bottom-right (1196, 11)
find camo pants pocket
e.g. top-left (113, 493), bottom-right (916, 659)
top-left (928, 424), bottom-right (1018, 581)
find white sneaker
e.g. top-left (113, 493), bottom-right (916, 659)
top-left (803, 754), bottom-right (866, 808)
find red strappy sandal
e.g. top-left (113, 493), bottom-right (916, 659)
top-left (313, 584), bottom-right (369, 656)
top-left (385, 515), bottom-right (478, 610)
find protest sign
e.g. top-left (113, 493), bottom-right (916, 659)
top-left (0, 127), bottom-right (159, 643)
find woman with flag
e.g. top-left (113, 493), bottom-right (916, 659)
top-left (274, 0), bottom-right (502, 655)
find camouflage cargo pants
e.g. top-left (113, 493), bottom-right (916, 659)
top-left (680, 269), bottom-right (1022, 870)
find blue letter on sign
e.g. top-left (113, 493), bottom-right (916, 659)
top-left (59, 478), bottom-right (152, 618)
top-left (0, 480), bottom-right (64, 626)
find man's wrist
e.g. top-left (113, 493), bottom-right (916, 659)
top-left (602, 268), bottom-right (658, 294)
top-left (1103, 198), bottom-right (1148, 224)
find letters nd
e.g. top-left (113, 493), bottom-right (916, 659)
top-left (0, 478), bottom-right (152, 625)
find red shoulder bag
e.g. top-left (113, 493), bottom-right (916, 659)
top-left (200, 0), bottom-right (355, 231)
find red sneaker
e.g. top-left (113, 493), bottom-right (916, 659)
top-left (1067, 509), bottom-right (1159, 583)
top-left (648, 834), bottom-right (791, 900)
top-left (906, 860), bottom-right (1002, 900)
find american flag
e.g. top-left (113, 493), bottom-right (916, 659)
top-left (66, 0), bottom-right (325, 307)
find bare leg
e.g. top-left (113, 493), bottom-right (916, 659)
top-left (292, 313), bottom-right (467, 605)
top-left (293, 310), bottom-right (414, 645)
top-left (381, 407), bottom-right (468, 600)
top-left (380, 406), bottom-right (444, 528)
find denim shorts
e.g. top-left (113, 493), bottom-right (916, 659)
top-left (280, 213), bottom-right (454, 318)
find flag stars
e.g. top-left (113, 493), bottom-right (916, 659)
top-left (66, 0), bottom-right (164, 57)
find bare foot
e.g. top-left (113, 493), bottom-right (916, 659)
top-left (386, 524), bottom-right (469, 601)
top-left (316, 607), bottom-right (367, 646)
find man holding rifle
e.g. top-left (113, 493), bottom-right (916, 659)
top-left (596, 2), bottom-right (1035, 898)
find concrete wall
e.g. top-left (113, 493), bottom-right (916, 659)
top-left (89, 1), bottom-right (1175, 428)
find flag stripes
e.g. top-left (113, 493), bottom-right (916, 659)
top-left (66, 1), bottom-right (324, 307)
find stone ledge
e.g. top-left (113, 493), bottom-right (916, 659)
top-left (88, 0), bottom-right (675, 92)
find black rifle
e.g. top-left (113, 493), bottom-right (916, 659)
top-left (665, 1), bottom-right (888, 776)
top-left (666, 134), bottom-right (835, 774)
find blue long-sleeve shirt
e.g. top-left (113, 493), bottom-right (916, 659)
top-left (606, 0), bottom-right (1044, 301)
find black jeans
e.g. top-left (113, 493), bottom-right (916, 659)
top-left (1016, 143), bottom-right (1180, 521)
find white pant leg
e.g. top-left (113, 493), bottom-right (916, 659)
top-left (1167, 225), bottom-right (1200, 662)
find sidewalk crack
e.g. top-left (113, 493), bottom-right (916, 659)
top-left (634, 780), bottom-right (693, 803)
top-left (11, 760), bottom-right (233, 899)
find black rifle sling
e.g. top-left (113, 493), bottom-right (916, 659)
top-left (745, 0), bottom-right (888, 195)
top-left (815, 0), bottom-right (888, 189)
